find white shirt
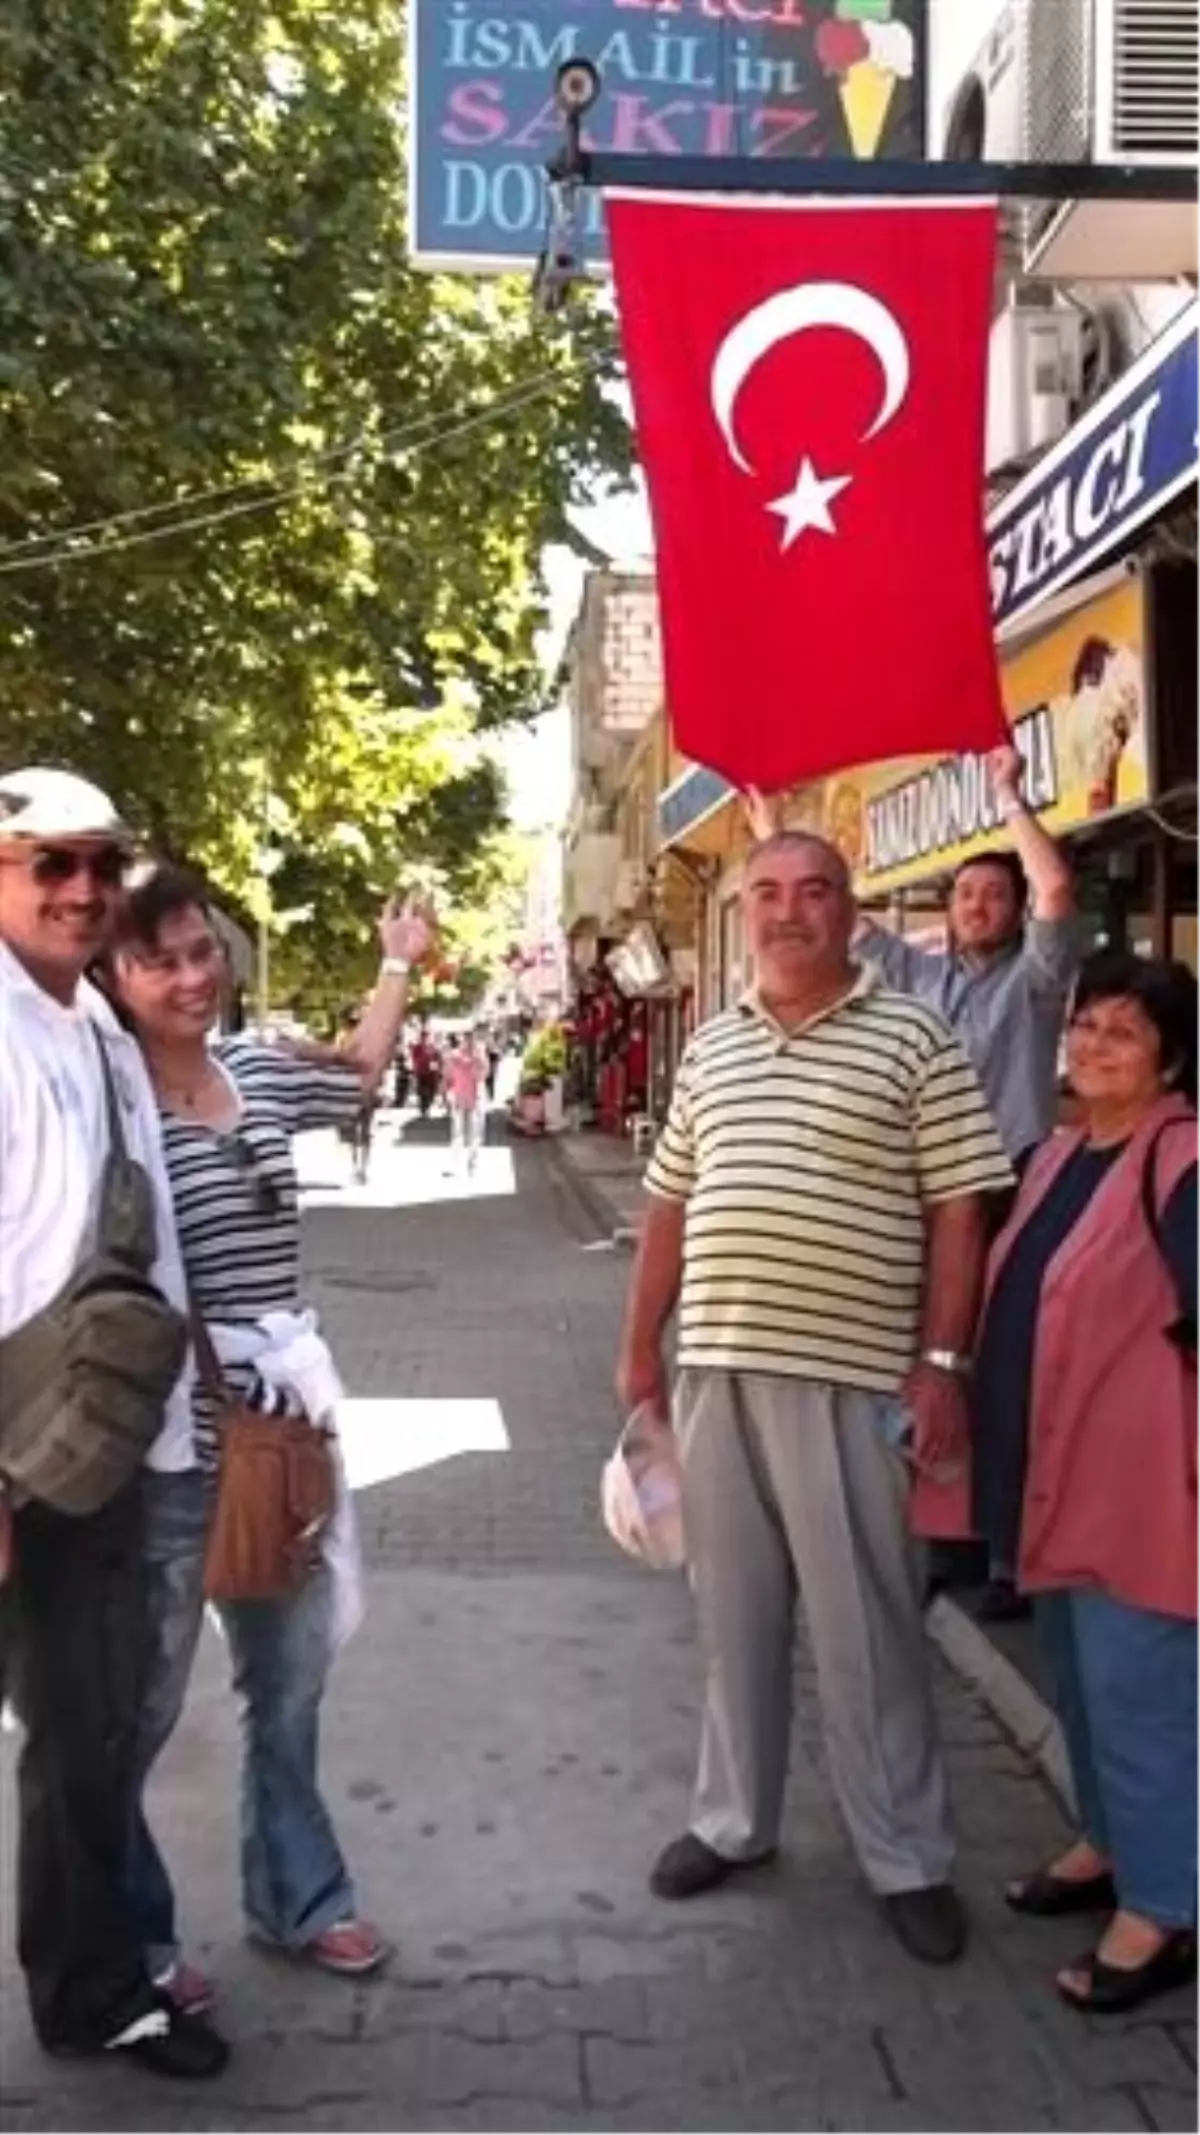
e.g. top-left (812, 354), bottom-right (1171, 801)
top-left (0, 942), bottom-right (196, 1470)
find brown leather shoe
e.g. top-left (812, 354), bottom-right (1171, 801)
top-left (883, 1884), bottom-right (968, 1965)
top-left (649, 1832), bottom-right (776, 1900)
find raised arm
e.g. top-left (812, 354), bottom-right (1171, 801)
top-left (854, 913), bottom-right (935, 994)
top-left (336, 896), bottom-right (437, 1094)
top-left (991, 744), bottom-right (1075, 922)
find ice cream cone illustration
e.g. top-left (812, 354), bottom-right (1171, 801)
top-left (816, 1), bottom-right (915, 161)
top-left (839, 58), bottom-right (896, 157)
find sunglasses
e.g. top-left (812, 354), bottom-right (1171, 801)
top-left (220, 1135), bottom-right (282, 1217)
top-left (0, 842), bottom-right (129, 889)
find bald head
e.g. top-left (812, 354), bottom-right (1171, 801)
top-left (744, 829), bottom-right (852, 895)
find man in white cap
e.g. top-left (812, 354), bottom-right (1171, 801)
top-left (0, 767), bottom-right (229, 2078)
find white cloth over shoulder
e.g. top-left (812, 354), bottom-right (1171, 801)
top-left (210, 1309), bottom-right (364, 1649)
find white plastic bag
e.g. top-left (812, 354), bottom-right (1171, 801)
top-left (600, 1403), bottom-right (686, 1571)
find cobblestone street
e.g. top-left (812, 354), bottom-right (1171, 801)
top-left (1, 1115), bottom-right (1195, 2133)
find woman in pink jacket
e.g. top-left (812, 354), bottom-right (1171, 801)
top-left (970, 951), bottom-right (1196, 2015)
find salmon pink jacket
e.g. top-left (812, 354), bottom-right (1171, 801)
top-left (912, 1095), bottom-right (1197, 1620)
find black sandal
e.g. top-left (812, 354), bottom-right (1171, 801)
top-left (1006, 1866), bottom-right (1116, 1918)
top-left (1058, 1933), bottom-right (1197, 2014)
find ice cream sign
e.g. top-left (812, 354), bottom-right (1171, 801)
top-left (815, 0), bottom-right (917, 160)
top-left (410, 0), bottom-right (927, 272)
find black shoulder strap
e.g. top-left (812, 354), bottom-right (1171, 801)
top-left (90, 1024), bottom-right (129, 1162)
top-left (1139, 1120), bottom-right (1184, 1257)
top-left (88, 1023), bottom-right (159, 1265)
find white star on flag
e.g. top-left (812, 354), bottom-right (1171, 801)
top-left (767, 458), bottom-right (852, 550)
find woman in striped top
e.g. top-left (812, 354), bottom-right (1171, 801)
top-left (108, 862), bottom-right (433, 2012)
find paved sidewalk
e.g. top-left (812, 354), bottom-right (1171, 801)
top-left (545, 1129), bottom-right (646, 1242)
top-left (0, 1117), bottom-right (1193, 2132)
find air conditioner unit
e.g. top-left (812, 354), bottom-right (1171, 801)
top-left (985, 303), bottom-right (1086, 472)
top-left (942, 0), bottom-right (1197, 281)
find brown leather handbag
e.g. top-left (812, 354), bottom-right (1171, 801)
top-left (191, 1312), bottom-right (337, 1602)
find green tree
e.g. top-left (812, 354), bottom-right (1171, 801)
top-left (0, 0), bottom-right (627, 962)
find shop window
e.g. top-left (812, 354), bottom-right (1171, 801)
top-left (1170, 846), bottom-right (1198, 975)
top-left (1073, 838), bottom-right (1155, 958)
top-left (719, 897), bottom-right (745, 1008)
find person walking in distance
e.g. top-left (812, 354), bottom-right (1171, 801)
top-left (443, 1030), bottom-right (487, 1173)
top-left (854, 742), bottom-right (1081, 1620)
top-left (616, 830), bottom-right (1012, 1966)
top-left (412, 1023), bottom-right (440, 1120)
top-left (0, 768), bottom-right (229, 2078)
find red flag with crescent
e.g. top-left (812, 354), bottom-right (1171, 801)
top-left (605, 194), bottom-right (1007, 793)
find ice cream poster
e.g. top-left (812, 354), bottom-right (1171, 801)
top-left (410, 0), bottom-right (927, 271)
top-left (788, 577), bottom-right (1155, 899)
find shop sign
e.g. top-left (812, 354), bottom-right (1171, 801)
top-left (988, 302), bottom-right (1198, 632)
top-left (802, 575), bottom-right (1153, 897)
top-left (659, 761), bottom-right (731, 845)
top-left (409, 0), bottom-right (927, 272)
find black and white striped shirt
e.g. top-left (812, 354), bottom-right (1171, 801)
top-left (161, 1036), bottom-right (363, 1465)
top-left (645, 966), bottom-right (1012, 1393)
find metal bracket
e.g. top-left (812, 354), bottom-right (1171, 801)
top-left (550, 147), bottom-right (1197, 205)
top-left (543, 57), bottom-right (1195, 205)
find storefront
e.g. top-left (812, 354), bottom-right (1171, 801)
top-left (833, 561), bottom-right (1197, 963)
top-left (567, 935), bottom-right (658, 1134)
top-left (646, 850), bottom-right (705, 1111)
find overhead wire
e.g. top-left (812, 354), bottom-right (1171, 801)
top-left (0, 356), bottom-right (604, 576)
top-left (0, 361), bottom-right (560, 559)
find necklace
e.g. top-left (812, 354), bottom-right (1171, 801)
top-left (157, 1059), bottom-right (213, 1113)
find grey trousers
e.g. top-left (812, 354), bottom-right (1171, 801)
top-left (676, 1369), bottom-right (955, 1895)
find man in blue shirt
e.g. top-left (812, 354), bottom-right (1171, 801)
top-left (857, 746), bottom-right (1081, 1170)
top-left (857, 744), bottom-right (1081, 1619)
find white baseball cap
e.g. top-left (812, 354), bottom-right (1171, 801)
top-left (600, 1406), bottom-right (686, 1572)
top-left (0, 767), bottom-right (132, 844)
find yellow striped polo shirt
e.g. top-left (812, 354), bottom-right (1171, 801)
top-left (645, 964), bottom-right (1013, 1394)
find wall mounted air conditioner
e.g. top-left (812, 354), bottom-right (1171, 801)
top-left (942, 0), bottom-right (1197, 281)
top-left (985, 303), bottom-right (1086, 473)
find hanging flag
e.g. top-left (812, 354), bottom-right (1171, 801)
top-left (606, 194), bottom-right (1008, 794)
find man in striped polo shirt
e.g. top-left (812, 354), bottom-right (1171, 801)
top-left (616, 830), bottom-right (1012, 1965)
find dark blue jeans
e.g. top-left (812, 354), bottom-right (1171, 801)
top-left (128, 1468), bottom-right (355, 1970)
top-left (1040, 1588), bottom-right (1198, 1930)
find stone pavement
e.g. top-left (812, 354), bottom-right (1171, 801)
top-left (0, 1112), bottom-right (1194, 2133)
top-left (545, 1130), bottom-right (647, 1242)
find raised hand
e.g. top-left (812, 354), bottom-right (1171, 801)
top-left (987, 743), bottom-right (1024, 804)
top-left (380, 892), bottom-right (436, 968)
top-left (743, 785), bottom-right (781, 841)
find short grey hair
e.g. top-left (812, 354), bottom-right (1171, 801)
top-left (743, 829), bottom-right (852, 895)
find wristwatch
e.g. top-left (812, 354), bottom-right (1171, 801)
top-left (381, 956), bottom-right (411, 979)
top-left (920, 1348), bottom-right (973, 1377)
top-left (996, 792), bottom-right (1026, 823)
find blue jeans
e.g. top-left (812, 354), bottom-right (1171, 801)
top-left (128, 1468), bottom-right (355, 1970)
top-left (1039, 1588), bottom-right (1198, 1930)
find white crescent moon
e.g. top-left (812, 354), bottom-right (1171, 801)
top-left (711, 280), bottom-right (910, 476)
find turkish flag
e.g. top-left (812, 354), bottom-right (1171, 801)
top-left (606, 195), bottom-right (1008, 793)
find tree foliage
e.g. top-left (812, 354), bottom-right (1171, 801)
top-left (0, 0), bottom-right (626, 1000)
